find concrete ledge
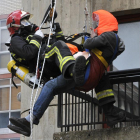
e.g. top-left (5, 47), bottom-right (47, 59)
top-left (53, 126), bottom-right (140, 140)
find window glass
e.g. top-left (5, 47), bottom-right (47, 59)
top-left (0, 112), bottom-right (9, 128)
top-left (114, 21), bottom-right (140, 70)
top-left (0, 53), bottom-right (10, 68)
top-left (1, 20), bottom-right (6, 27)
top-left (0, 87), bottom-right (9, 111)
top-left (0, 79), bottom-right (10, 85)
top-left (1, 42), bottom-right (9, 51)
top-left (1, 29), bottom-right (10, 51)
top-left (11, 86), bottom-right (21, 110)
top-left (11, 112), bottom-right (20, 118)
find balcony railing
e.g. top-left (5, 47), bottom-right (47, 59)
top-left (57, 68), bottom-right (140, 132)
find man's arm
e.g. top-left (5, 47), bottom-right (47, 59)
top-left (83, 34), bottom-right (107, 50)
top-left (11, 30), bottom-right (44, 60)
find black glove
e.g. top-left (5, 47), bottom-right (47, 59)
top-left (32, 24), bottom-right (39, 31)
top-left (53, 23), bottom-right (61, 32)
top-left (117, 38), bottom-right (125, 56)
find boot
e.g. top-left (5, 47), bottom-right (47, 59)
top-left (102, 103), bottom-right (126, 127)
top-left (7, 117), bottom-right (30, 137)
top-left (72, 56), bottom-right (86, 86)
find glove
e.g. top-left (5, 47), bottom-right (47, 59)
top-left (117, 38), bottom-right (125, 56)
top-left (32, 24), bottom-right (39, 31)
top-left (119, 38), bottom-right (125, 48)
top-left (35, 29), bottom-right (44, 38)
top-left (53, 23), bottom-right (61, 32)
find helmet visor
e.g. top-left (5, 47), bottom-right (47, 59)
top-left (21, 19), bottom-right (31, 26)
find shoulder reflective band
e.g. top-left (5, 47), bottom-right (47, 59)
top-left (11, 53), bottom-right (25, 62)
top-left (30, 40), bottom-right (40, 48)
top-left (26, 35), bottom-right (33, 42)
top-left (97, 89), bottom-right (114, 100)
top-left (56, 31), bottom-right (64, 38)
top-left (45, 46), bottom-right (75, 72)
top-left (92, 48), bottom-right (108, 68)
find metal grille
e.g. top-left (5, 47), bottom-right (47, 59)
top-left (57, 68), bottom-right (140, 131)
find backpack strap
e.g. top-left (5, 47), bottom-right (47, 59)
top-left (11, 67), bottom-right (18, 89)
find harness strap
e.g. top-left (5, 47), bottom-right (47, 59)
top-left (84, 62), bottom-right (90, 84)
top-left (83, 35), bottom-right (90, 84)
top-left (92, 48), bottom-right (108, 68)
top-left (11, 67), bottom-right (18, 88)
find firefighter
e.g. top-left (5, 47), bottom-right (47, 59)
top-left (6, 10), bottom-right (87, 87)
top-left (7, 10), bottom-right (126, 137)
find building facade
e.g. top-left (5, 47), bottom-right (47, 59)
top-left (0, 0), bottom-right (22, 139)
top-left (2, 0), bottom-right (139, 140)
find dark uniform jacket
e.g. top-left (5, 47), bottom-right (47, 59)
top-left (9, 34), bottom-right (42, 73)
top-left (84, 31), bottom-right (120, 67)
top-left (84, 10), bottom-right (124, 69)
top-left (9, 29), bottom-right (64, 81)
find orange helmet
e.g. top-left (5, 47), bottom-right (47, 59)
top-left (6, 10), bottom-right (32, 35)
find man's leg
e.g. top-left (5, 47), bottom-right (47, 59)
top-left (95, 73), bottom-right (126, 127)
top-left (8, 75), bottom-right (76, 136)
top-left (45, 40), bottom-right (86, 86)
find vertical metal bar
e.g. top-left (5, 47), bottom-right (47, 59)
top-left (95, 91), bottom-right (97, 129)
top-left (72, 94), bottom-right (74, 131)
top-left (78, 91), bottom-right (80, 131)
top-left (124, 83), bottom-right (126, 127)
top-left (81, 97), bottom-right (83, 130)
top-left (68, 93), bottom-right (70, 131)
top-left (65, 93), bottom-right (67, 131)
top-left (61, 93), bottom-right (63, 132)
top-left (87, 91), bottom-right (89, 130)
top-left (91, 90), bottom-right (93, 129)
top-left (57, 94), bottom-right (62, 128)
top-left (118, 83), bottom-right (121, 128)
top-left (131, 82), bottom-right (134, 125)
top-left (85, 92), bottom-right (87, 127)
top-left (117, 84), bottom-right (120, 108)
top-left (138, 82), bottom-right (140, 118)
top-left (75, 95), bottom-right (77, 131)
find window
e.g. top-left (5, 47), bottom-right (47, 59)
top-left (112, 11), bottom-right (140, 70)
top-left (0, 78), bottom-right (21, 130)
top-left (114, 21), bottom-right (140, 70)
top-left (0, 19), bottom-right (10, 72)
top-left (0, 18), bottom-right (21, 137)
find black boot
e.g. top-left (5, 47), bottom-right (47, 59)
top-left (7, 117), bottom-right (31, 137)
top-left (72, 56), bottom-right (86, 86)
top-left (102, 103), bottom-right (126, 127)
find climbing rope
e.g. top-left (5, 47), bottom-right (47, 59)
top-left (83, 0), bottom-right (92, 32)
top-left (29, 0), bottom-right (57, 139)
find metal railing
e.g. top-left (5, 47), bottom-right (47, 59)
top-left (57, 68), bottom-right (140, 132)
